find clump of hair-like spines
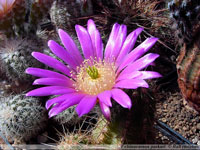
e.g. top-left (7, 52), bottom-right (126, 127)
top-left (0, 37), bottom-right (43, 82)
top-left (50, 0), bottom-right (93, 33)
top-left (0, 94), bottom-right (48, 143)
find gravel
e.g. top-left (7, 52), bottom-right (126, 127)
top-left (156, 91), bottom-right (200, 144)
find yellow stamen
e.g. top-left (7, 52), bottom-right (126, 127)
top-left (72, 58), bottom-right (116, 95)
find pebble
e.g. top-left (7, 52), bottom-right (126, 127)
top-left (197, 123), bottom-right (200, 130)
top-left (183, 126), bottom-right (187, 131)
top-left (161, 118), bottom-right (167, 123)
top-left (192, 137), bottom-right (198, 144)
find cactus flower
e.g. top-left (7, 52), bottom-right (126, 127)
top-left (0, 0), bottom-right (15, 17)
top-left (26, 19), bottom-right (161, 121)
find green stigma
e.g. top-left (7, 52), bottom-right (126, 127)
top-left (86, 66), bottom-right (99, 79)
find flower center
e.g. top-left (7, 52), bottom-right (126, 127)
top-left (86, 66), bottom-right (99, 79)
top-left (73, 58), bottom-right (116, 95)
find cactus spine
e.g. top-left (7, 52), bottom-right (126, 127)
top-left (0, 94), bottom-right (48, 143)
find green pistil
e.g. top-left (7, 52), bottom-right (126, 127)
top-left (86, 66), bottom-right (99, 79)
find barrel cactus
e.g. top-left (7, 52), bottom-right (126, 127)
top-left (169, 0), bottom-right (200, 112)
top-left (0, 94), bottom-right (48, 143)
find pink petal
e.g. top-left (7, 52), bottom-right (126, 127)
top-left (48, 94), bottom-right (85, 117)
top-left (118, 37), bottom-right (158, 72)
top-left (0, 5), bottom-right (3, 11)
top-left (104, 23), bottom-right (120, 58)
top-left (7, 0), bottom-right (15, 6)
top-left (120, 53), bottom-right (159, 75)
top-left (116, 28), bottom-right (143, 64)
top-left (26, 86), bottom-right (75, 96)
top-left (99, 102), bottom-right (111, 121)
top-left (87, 19), bottom-right (103, 60)
top-left (31, 52), bottom-right (71, 76)
top-left (48, 40), bottom-right (78, 69)
top-left (75, 25), bottom-right (95, 59)
top-left (33, 78), bottom-right (73, 87)
top-left (46, 93), bottom-right (76, 110)
top-left (139, 71), bottom-right (162, 79)
top-left (114, 79), bottom-right (149, 89)
top-left (111, 89), bottom-right (132, 109)
top-left (58, 29), bottom-right (83, 65)
top-left (109, 24), bottom-right (127, 59)
top-left (25, 67), bottom-right (68, 80)
top-left (76, 95), bottom-right (97, 117)
top-left (97, 90), bottom-right (112, 107)
top-left (116, 71), bottom-right (141, 81)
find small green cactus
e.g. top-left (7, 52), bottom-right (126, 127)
top-left (0, 37), bottom-right (44, 82)
top-left (0, 94), bottom-right (48, 143)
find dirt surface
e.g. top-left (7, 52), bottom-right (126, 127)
top-left (155, 88), bottom-right (200, 144)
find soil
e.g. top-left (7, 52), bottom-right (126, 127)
top-left (155, 87), bottom-right (200, 144)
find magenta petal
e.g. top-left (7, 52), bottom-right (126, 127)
top-left (46, 94), bottom-right (72, 110)
top-left (87, 19), bottom-right (103, 60)
top-left (99, 102), bottom-right (111, 121)
top-left (98, 90), bottom-right (112, 107)
top-left (110, 25), bottom-right (127, 58)
top-left (58, 29), bottom-right (83, 64)
top-left (118, 37), bottom-right (158, 72)
top-left (49, 94), bottom-right (85, 117)
top-left (116, 71), bottom-right (141, 81)
top-left (114, 79), bottom-right (149, 89)
top-left (31, 52), bottom-right (71, 76)
top-left (104, 23), bottom-right (120, 58)
top-left (75, 25), bottom-right (95, 59)
top-left (48, 40), bottom-right (78, 69)
top-left (116, 28), bottom-right (143, 65)
top-left (76, 95), bottom-right (97, 117)
top-left (139, 71), bottom-right (162, 79)
top-left (26, 86), bottom-right (75, 96)
top-left (33, 78), bottom-right (73, 87)
top-left (111, 89), bottom-right (132, 109)
top-left (25, 67), bottom-right (68, 80)
top-left (120, 53), bottom-right (159, 75)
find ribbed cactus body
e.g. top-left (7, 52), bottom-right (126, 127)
top-left (0, 94), bottom-right (48, 142)
top-left (91, 89), bottom-right (156, 145)
top-left (0, 38), bottom-right (43, 82)
top-left (50, 0), bottom-right (93, 32)
top-left (168, 0), bottom-right (200, 45)
top-left (169, 0), bottom-right (200, 112)
top-left (177, 42), bottom-right (200, 112)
